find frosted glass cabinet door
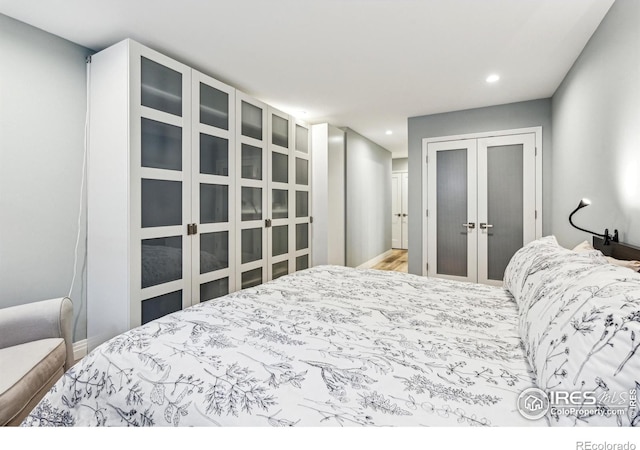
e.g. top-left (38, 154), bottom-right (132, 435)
top-left (293, 120), bottom-right (312, 274)
top-left (133, 44), bottom-right (192, 332)
top-left (191, 71), bottom-right (236, 305)
top-left (235, 93), bottom-right (268, 293)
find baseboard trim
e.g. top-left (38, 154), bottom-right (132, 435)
top-left (356, 249), bottom-right (394, 269)
top-left (73, 339), bottom-right (88, 361)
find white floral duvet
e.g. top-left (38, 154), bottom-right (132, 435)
top-left (23, 266), bottom-right (541, 427)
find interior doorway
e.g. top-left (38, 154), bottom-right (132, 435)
top-left (392, 171), bottom-right (408, 249)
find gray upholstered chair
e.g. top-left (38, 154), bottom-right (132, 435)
top-left (0, 297), bottom-right (74, 426)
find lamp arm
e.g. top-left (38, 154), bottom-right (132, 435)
top-left (568, 208), bottom-right (606, 238)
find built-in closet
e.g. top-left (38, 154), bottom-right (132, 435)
top-left (422, 128), bottom-right (542, 286)
top-left (87, 39), bottom-right (311, 350)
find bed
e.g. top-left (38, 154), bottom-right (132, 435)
top-left (22, 236), bottom-right (640, 427)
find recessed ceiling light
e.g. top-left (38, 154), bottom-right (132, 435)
top-left (385, 130), bottom-right (393, 135)
top-left (486, 74), bottom-right (500, 83)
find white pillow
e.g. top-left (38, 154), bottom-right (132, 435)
top-left (509, 238), bottom-right (640, 426)
top-left (572, 240), bottom-right (640, 272)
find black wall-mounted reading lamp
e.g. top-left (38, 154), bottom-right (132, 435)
top-left (569, 198), bottom-right (619, 245)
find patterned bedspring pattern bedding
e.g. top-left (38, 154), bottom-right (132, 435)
top-left (23, 266), bottom-right (540, 427)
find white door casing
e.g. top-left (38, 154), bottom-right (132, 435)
top-left (422, 127), bottom-right (542, 284)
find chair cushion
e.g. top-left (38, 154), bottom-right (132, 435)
top-left (0, 338), bottom-right (66, 426)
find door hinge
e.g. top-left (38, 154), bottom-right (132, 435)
top-left (310, 216), bottom-right (313, 224)
top-left (426, 263), bottom-right (429, 271)
top-left (426, 209), bottom-right (429, 217)
top-left (426, 155), bottom-right (429, 164)
top-left (535, 147), bottom-right (538, 156)
top-left (535, 210), bottom-right (538, 219)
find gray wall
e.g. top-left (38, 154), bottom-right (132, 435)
top-left (407, 99), bottom-right (552, 275)
top-left (551, 0), bottom-right (640, 248)
top-left (311, 123), bottom-right (346, 266)
top-left (345, 128), bottom-right (392, 267)
top-left (392, 158), bottom-right (408, 172)
top-left (0, 14), bottom-right (92, 341)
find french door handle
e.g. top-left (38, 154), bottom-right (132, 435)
top-left (479, 223), bottom-right (493, 229)
top-left (462, 222), bottom-right (476, 230)
top-left (402, 214), bottom-right (408, 217)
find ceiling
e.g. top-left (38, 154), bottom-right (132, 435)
top-left (0, 0), bottom-right (615, 158)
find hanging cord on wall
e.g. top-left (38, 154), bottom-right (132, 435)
top-left (68, 55), bottom-right (91, 299)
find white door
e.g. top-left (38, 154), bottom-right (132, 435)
top-left (427, 140), bottom-right (478, 283)
top-left (426, 132), bottom-right (538, 285)
top-left (391, 173), bottom-right (402, 248)
top-left (401, 172), bottom-right (409, 249)
top-left (477, 133), bottom-right (536, 285)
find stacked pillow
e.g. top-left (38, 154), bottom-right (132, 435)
top-left (573, 240), bottom-right (640, 272)
top-left (504, 236), bottom-right (640, 426)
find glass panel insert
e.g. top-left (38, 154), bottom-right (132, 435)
top-left (241, 101), bottom-right (262, 140)
top-left (436, 149), bottom-right (467, 277)
top-left (141, 290), bottom-right (182, 325)
top-left (200, 231), bottom-right (229, 274)
top-left (272, 225), bottom-right (288, 257)
top-left (272, 189), bottom-right (288, 219)
top-left (241, 187), bottom-right (262, 221)
top-left (487, 144), bottom-right (524, 281)
top-left (295, 125), bottom-right (309, 153)
top-left (241, 144), bottom-right (262, 180)
top-left (141, 179), bottom-right (182, 228)
top-left (296, 223), bottom-right (309, 250)
top-left (272, 261), bottom-right (288, 280)
top-left (241, 228), bottom-right (262, 264)
top-left (242, 268), bottom-right (262, 289)
top-left (200, 134), bottom-right (228, 176)
top-left (296, 254), bottom-right (309, 271)
top-left (200, 278), bottom-right (229, 302)
top-left (296, 158), bottom-right (308, 185)
top-left (141, 118), bottom-right (182, 171)
top-left (296, 191), bottom-right (308, 218)
top-left (200, 82), bottom-right (228, 130)
top-left (272, 152), bottom-right (288, 183)
top-left (142, 236), bottom-right (182, 288)
top-left (141, 57), bottom-right (182, 116)
top-left (272, 114), bottom-right (289, 148)
top-left (200, 184), bottom-right (228, 224)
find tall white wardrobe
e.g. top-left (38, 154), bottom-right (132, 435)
top-left (87, 39), bottom-right (311, 350)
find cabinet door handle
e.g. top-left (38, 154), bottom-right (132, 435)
top-left (462, 222), bottom-right (475, 230)
top-left (479, 223), bottom-right (493, 229)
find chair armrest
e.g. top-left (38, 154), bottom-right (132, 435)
top-left (0, 297), bottom-right (74, 370)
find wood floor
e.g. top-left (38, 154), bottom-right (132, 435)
top-left (372, 249), bottom-right (408, 273)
